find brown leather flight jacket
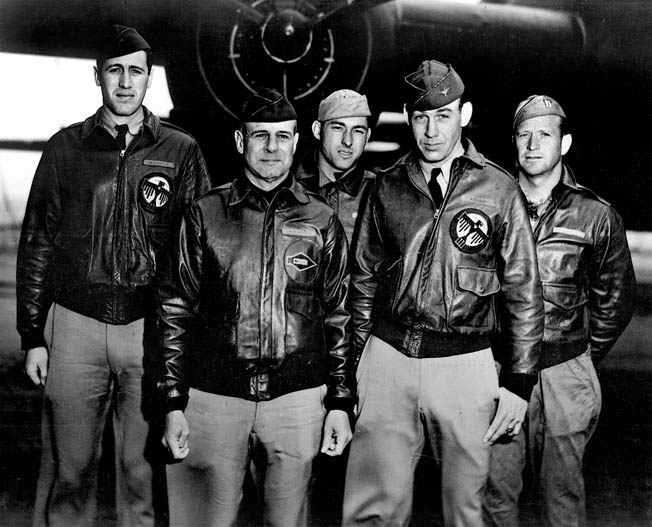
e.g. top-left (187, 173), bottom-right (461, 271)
top-left (17, 107), bottom-right (210, 350)
top-left (523, 165), bottom-right (635, 369)
top-left (350, 141), bottom-right (544, 398)
top-left (157, 175), bottom-right (355, 413)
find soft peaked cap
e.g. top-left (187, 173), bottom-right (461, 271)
top-left (318, 89), bottom-right (371, 121)
top-left (513, 95), bottom-right (566, 130)
top-left (241, 88), bottom-right (298, 123)
top-left (404, 60), bottom-right (465, 111)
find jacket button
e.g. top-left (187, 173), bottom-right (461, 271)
top-left (479, 285), bottom-right (485, 293)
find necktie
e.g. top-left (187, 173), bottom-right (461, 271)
top-left (115, 124), bottom-right (129, 150)
top-left (428, 168), bottom-right (444, 208)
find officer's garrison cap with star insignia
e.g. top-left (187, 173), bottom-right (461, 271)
top-left (404, 59), bottom-right (465, 112)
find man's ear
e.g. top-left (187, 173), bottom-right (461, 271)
top-left (403, 104), bottom-right (410, 126)
top-left (561, 133), bottom-right (572, 156)
top-left (293, 132), bottom-right (300, 154)
top-left (311, 120), bottom-right (321, 141)
top-left (461, 101), bottom-right (473, 127)
top-left (94, 66), bottom-right (101, 87)
top-left (234, 129), bottom-right (244, 155)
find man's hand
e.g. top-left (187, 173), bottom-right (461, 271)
top-left (483, 387), bottom-right (528, 445)
top-left (162, 410), bottom-right (190, 460)
top-left (320, 409), bottom-right (352, 457)
top-left (25, 346), bottom-right (48, 386)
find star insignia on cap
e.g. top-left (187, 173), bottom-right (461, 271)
top-left (439, 87), bottom-right (450, 96)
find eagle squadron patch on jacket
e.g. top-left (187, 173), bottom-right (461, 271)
top-left (139, 173), bottom-right (172, 212)
top-left (449, 208), bottom-right (492, 254)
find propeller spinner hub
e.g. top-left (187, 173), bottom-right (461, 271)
top-left (261, 9), bottom-right (313, 63)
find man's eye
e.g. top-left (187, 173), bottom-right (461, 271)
top-left (252, 132), bottom-right (269, 141)
top-left (277, 134), bottom-right (293, 142)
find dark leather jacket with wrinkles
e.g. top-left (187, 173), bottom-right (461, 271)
top-left (524, 164), bottom-right (635, 369)
top-left (350, 140), bottom-right (544, 398)
top-left (157, 174), bottom-right (354, 413)
top-left (294, 149), bottom-right (376, 242)
top-left (17, 107), bottom-right (210, 350)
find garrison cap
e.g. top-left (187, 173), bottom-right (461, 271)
top-left (318, 89), bottom-right (371, 121)
top-left (97, 25), bottom-right (151, 65)
top-left (404, 60), bottom-right (465, 111)
top-left (241, 88), bottom-right (298, 123)
top-left (513, 95), bottom-right (566, 130)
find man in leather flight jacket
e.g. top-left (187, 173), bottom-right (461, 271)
top-left (295, 89), bottom-right (375, 242)
top-left (158, 89), bottom-right (354, 527)
top-left (342, 60), bottom-right (544, 527)
top-left (16, 26), bottom-right (210, 527)
top-left (483, 96), bottom-right (635, 527)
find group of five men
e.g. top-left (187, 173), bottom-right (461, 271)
top-left (17, 25), bottom-right (634, 527)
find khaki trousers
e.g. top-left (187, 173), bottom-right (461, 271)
top-left (343, 336), bottom-right (500, 527)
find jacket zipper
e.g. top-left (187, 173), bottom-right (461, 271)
top-left (112, 137), bottom-right (135, 317)
top-left (532, 198), bottom-right (557, 242)
top-left (414, 159), bottom-right (462, 316)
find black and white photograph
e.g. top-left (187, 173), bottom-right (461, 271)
top-left (0, 1), bottom-right (650, 526)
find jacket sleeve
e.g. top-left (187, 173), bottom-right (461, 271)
top-left (179, 140), bottom-right (211, 209)
top-left (16, 143), bottom-right (61, 351)
top-left (157, 203), bottom-right (204, 413)
top-left (497, 188), bottom-right (544, 400)
top-left (588, 207), bottom-right (636, 364)
top-left (348, 177), bottom-right (385, 362)
top-left (321, 214), bottom-right (356, 414)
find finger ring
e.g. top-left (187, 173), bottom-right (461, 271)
top-left (506, 427), bottom-right (514, 433)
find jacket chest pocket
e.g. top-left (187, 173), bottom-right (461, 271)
top-left (449, 266), bottom-right (500, 329)
top-left (542, 282), bottom-right (588, 336)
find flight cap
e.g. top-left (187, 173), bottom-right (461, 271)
top-left (513, 95), bottom-right (566, 130)
top-left (98, 25), bottom-right (151, 65)
top-left (241, 88), bottom-right (298, 123)
top-left (404, 60), bottom-right (465, 111)
top-left (318, 89), bottom-right (371, 121)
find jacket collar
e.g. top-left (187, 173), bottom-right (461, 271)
top-left (81, 105), bottom-right (160, 143)
top-left (295, 149), bottom-right (367, 197)
top-left (396, 138), bottom-right (485, 190)
top-left (229, 171), bottom-right (311, 208)
top-left (512, 162), bottom-right (578, 198)
top-left (392, 138), bottom-right (485, 174)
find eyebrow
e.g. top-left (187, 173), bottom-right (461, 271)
top-left (327, 121), bottom-right (368, 129)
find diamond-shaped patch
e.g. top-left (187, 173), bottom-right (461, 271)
top-left (285, 252), bottom-right (317, 272)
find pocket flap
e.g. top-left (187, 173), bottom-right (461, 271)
top-left (456, 266), bottom-right (500, 297)
top-left (542, 283), bottom-right (588, 310)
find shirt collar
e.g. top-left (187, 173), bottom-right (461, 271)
top-left (229, 171), bottom-right (310, 207)
top-left (99, 106), bottom-right (145, 138)
top-left (81, 105), bottom-right (159, 142)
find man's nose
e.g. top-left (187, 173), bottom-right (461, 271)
top-left (119, 71), bottom-right (133, 89)
top-left (265, 134), bottom-right (279, 151)
top-left (342, 129), bottom-right (353, 147)
top-left (425, 118), bottom-right (439, 137)
top-left (527, 136), bottom-right (539, 150)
